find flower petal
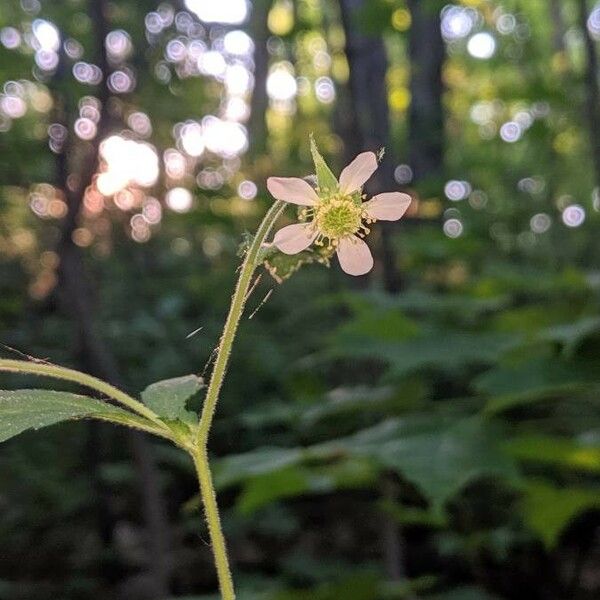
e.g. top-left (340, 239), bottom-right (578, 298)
top-left (267, 177), bottom-right (319, 206)
top-left (338, 152), bottom-right (378, 195)
top-left (364, 192), bottom-right (412, 221)
top-left (273, 222), bottom-right (318, 255)
top-left (336, 235), bottom-right (374, 276)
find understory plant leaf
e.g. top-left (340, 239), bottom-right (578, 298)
top-left (318, 416), bottom-right (519, 514)
top-left (476, 357), bottom-right (599, 414)
top-left (141, 374), bottom-right (203, 424)
top-left (521, 480), bottom-right (600, 548)
top-left (504, 434), bottom-right (600, 473)
top-left (215, 416), bottom-right (519, 515)
top-left (0, 389), bottom-right (155, 443)
top-left (322, 331), bottom-right (518, 381)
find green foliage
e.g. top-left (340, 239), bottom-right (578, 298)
top-left (504, 434), bottom-right (600, 473)
top-left (264, 247), bottom-right (332, 282)
top-left (141, 374), bottom-right (203, 424)
top-left (320, 416), bottom-right (518, 513)
top-left (477, 357), bottom-right (599, 414)
top-left (521, 480), bottom-right (600, 548)
top-left (1, 0), bottom-right (600, 596)
top-left (215, 415), bottom-right (518, 515)
top-left (0, 389), bottom-right (147, 443)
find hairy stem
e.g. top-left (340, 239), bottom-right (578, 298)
top-left (192, 200), bottom-right (285, 598)
top-left (196, 200), bottom-right (285, 447)
top-left (193, 448), bottom-right (235, 600)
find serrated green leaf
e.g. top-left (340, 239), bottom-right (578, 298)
top-left (215, 416), bottom-right (518, 514)
top-left (141, 375), bottom-right (203, 424)
top-left (310, 134), bottom-right (338, 193)
top-left (264, 247), bottom-right (331, 282)
top-left (0, 389), bottom-right (151, 443)
top-left (331, 416), bottom-right (519, 514)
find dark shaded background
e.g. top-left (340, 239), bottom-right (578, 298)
top-left (1, 1), bottom-right (600, 598)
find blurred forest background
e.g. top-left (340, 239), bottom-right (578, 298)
top-left (1, 0), bottom-right (600, 598)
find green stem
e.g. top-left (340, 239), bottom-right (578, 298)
top-left (191, 200), bottom-right (285, 599)
top-left (0, 358), bottom-right (168, 432)
top-left (193, 448), bottom-right (235, 600)
top-left (196, 200), bottom-right (285, 447)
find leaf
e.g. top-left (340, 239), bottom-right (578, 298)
top-left (236, 466), bottom-right (314, 515)
top-left (214, 446), bottom-right (304, 489)
top-left (476, 358), bottom-right (599, 414)
top-left (300, 385), bottom-right (402, 427)
top-left (0, 389), bottom-right (151, 443)
top-left (216, 416), bottom-right (518, 514)
top-left (323, 331), bottom-right (518, 381)
top-left (504, 434), bottom-right (600, 473)
top-left (338, 417), bottom-right (519, 513)
top-left (367, 417), bottom-right (508, 505)
top-left (334, 308), bottom-right (420, 342)
top-left (310, 134), bottom-right (338, 193)
top-left (541, 316), bottom-right (600, 357)
top-left (380, 500), bottom-right (447, 528)
top-left (236, 458), bottom-right (377, 515)
top-left (141, 375), bottom-right (203, 424)
top-left (521, 480), bottom-right (600, 547)
top-left (264, 247), bottom-right (331, 283)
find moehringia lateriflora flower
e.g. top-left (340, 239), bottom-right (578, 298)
top-left (266, 151), bottom-right (411, 275)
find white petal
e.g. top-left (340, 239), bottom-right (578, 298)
top-left (267, 177), bottom-right (319, 206)
top-left (364, 192), bottom-right (411, 221)
top-left (338, 152), bottom-right (378, 195)
top-left (336, 236), bottom-right (374, 276)
top-left (273, 222), bottom-right (318, 255)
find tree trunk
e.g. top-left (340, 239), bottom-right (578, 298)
top-left (50, 1), bottom-right (173, 596)
top-left (549, 0), bottom-right (567, 53)
top-left (406, 0), bottom-right (445, 186)
top-left (577, 0), bottom-right (600, 190)
top-left (338, 0), bottom-right (403, 292)
top-left (249, 0), bottom-right (273, 156)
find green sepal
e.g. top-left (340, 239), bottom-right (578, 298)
top-left (310, 134), bottom-right (338, 194)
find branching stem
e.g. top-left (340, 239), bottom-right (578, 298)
top-left (0, 201), bottom-right (287, 600)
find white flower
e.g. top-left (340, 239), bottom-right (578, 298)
top-left (267, 152), bottom-right (411, 275)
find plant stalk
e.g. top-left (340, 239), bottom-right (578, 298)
top-left (192, 200), bottom-right (285, 598)
top-left (193, 447), bottom-right (236, 600)
top-left (196, 200), bottom-right (285, 447)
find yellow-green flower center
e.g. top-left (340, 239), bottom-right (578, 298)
top-left (314, 194), bottom-right (363, 240)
